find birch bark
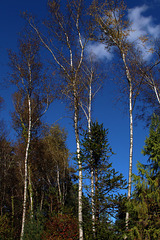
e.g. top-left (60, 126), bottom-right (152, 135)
top-left (145, 73), bottom-right (160, 105)
top-left (73, 82), bottom-right (83, 240)
top-left (88, 80), bottom-right (95, 235)
top-left (28, 165), bottom-right (33, 219)
top-left (121, 52), bottom-right (133, 227)
top-left (57, 164), bottom-right (62, 205)
top-left (89, 94), bottom-right (95, 235)
top-left (20, 95), bottom-right (31, 240)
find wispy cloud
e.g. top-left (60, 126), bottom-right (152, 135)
top-left (87, 5), bottom-right (160, 61)
top-left (127, 5), bottom-right (160, 60)
top-left (86, 42), bottom-right (113, 61)
top-left (128, 4), bottom-right (160, 40)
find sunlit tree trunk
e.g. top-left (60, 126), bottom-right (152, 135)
top-left (121, 52), bottom-right (133, 227)
top-left (73, 90), bottom-right (83, 240)
top-left (62, 158), bottom-right (66, 207)
top-left (57, 164), bottom-right (62, 205)
top-left (88, 83), bottom-right (95, 236)
top-left (144, 72), bottom-right (160, 104)
top-left (20, 96), bottom-right (31, 240)
top-left (28, 164), bottom-right (33, 219)
top-left (40, 189), bottom-right (44, 212)
top-left (125, 81), bottom-right (133, 227)
top-left (79, 61), bottom-right (101, 236)
top-left (94, 168), bottom-right (99, 237)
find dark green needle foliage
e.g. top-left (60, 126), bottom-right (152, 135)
top-left (80, 121), bottom-right (126, 239)
top-left (128, 114), bottom-right (160, 239)
top-left (80, 121), bottom-right (113, 172)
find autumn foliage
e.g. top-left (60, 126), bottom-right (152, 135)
top-left (43, 214), bottom-right (79, 240)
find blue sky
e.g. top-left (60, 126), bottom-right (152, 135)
top-left (0, 0), bottom-right (160, 186)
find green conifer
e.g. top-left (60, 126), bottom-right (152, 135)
top-left (129, 115), bottom-right (160, 239)
top-left (80, 121), bottom-right (126, 239)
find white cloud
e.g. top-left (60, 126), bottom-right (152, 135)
top-left (86, 5), bottom-right (160, 61)
top-left (128, 5), bottom-right (160, 39)
top-left (86, 42), bottom-right (113, 61)
top-left (127, 5), bottom-right (160, 60)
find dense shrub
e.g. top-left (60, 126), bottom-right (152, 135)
top-left (43, 213), bottom-right (78, 240)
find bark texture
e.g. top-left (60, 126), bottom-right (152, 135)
top-left (20, 96), bottom-right (31, 240)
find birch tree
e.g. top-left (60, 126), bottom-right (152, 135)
top-left (41, 124), bottom-right (69, 208)
top-left (143, 41), bottom-right (160, 105)
top-left (8, 32), bottom-right (52, 240)
top-left (26, 1), bottom-right (93, 238)
top-left (79, 57), bottom-right (102, 235)
top-left (91, 0), bottom-right (143, 227)
top-left (137, 41), bottom-right (160, 121)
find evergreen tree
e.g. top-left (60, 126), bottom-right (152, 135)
top-left (128, 114), bottom-right (160, 239)
top-left (80, 121), bottom-right (126, 239)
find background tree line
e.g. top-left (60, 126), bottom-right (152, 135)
top-left (0, 0), bottom-right (160, 239)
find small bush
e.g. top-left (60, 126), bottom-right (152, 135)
top-left (23, 211), bottom-right (45, 240)
top-left (0, 214), bottom-right (12, 240)
top-left (43, 213), bottom-right (78, 240)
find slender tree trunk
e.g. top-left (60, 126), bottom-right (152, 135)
top-left (153, 83), bottom-right (160, 104)
top-left (11, 195), bottom-right (14, 238)
top-left (75, 117), bottom-right (83, 240)
top-left (62, 157), bottom-right (66, 207)
top-left (40, 190), bottom-right (44, 212)
top-left (126, 81), bottom-right (133, 227)
top-left (20, 96), bottom-right (31, 240)
top-left (73, 92), bottom-right (83, 240)
top-left (145, 72), bottom-right (160, 105)
top-left (88, 82), bottom-right (95, 236)
top-left (91, 169), bottom-right (95, 236)
top-left (122, 52), bottom-right (134, 228)
top-left (77, 139), bottom-right (83, 240)
top-left (57, 164), bottom-right (62, 205)
top-left (28, 165), bottom-right (33, 219)
top-left (94, 168), bottom-right (98, 238)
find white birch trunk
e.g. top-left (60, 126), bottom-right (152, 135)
top-left (74, 100), bottom-right (83, 240)
top-left (74, 11), bottom-right (84, 236)
top-left (128, 82), bottom-right (133, 198)
top-left (57, 164), bottom-right (62, 205)
top-left (153, 83), bottom-right (160, 105)
top-left (20, 96), bottom-right (31, 240)
top-left (125, 81), bottom-right (133, 227)
top-left (88, 82), bottom-right (95, 235)
top-left (28, 165), bottom-right (33, 219)
top-left (78, 140), bottom-right (83, 240)
top-left (144, 74), bottom-right (160, 105)
top-left (91, 169), bottom-right (95, 235)
top-left (122, 52), bottom-right (133, 228)
top-left (62, 157), bottom-right (66, 207)
top-left (79, 65), bottom-right (97, 236)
